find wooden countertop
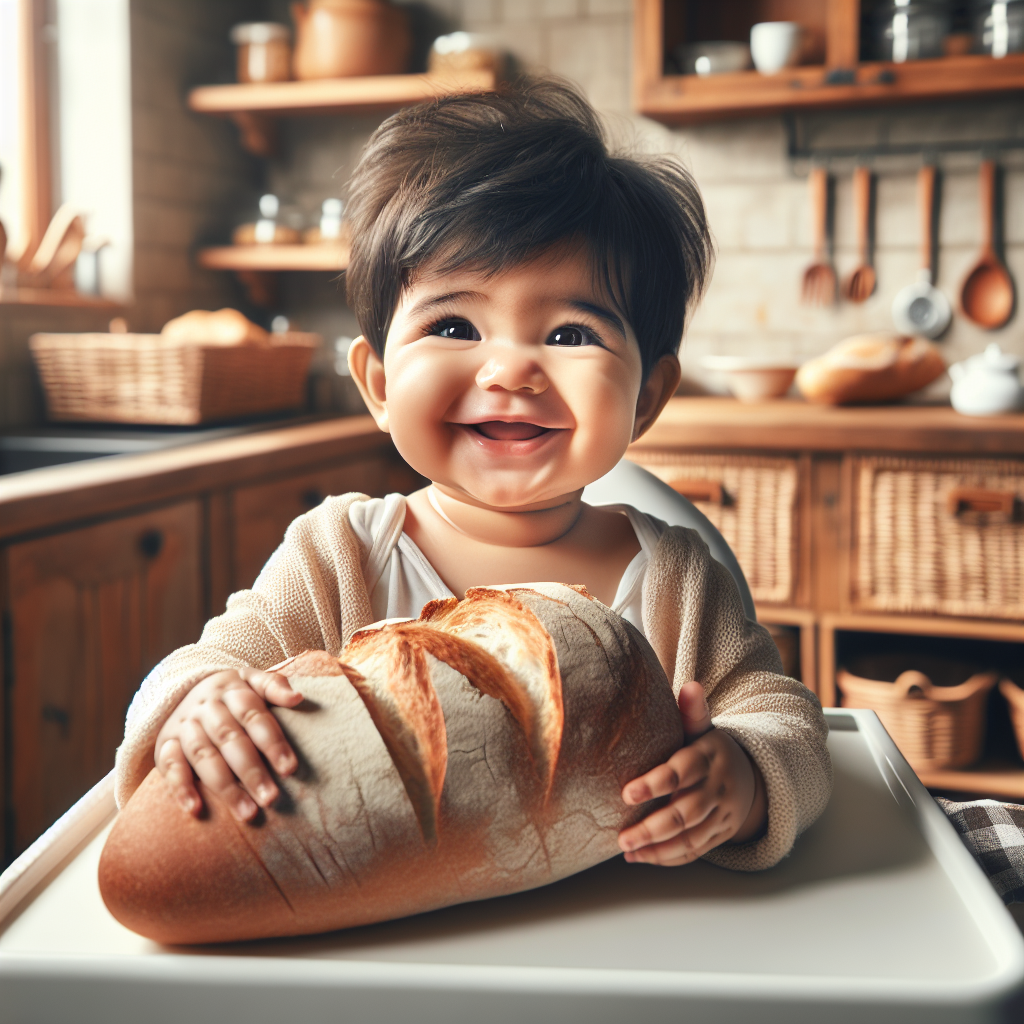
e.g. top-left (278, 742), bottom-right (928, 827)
top-left (0, 416), bottom-right (390, 542)
top-left (632, 398), bottom-right (1024, 456)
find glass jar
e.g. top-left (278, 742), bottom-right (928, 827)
top-left (972, 0), bottom-right (1024, 56)
top-left (230, 23), bottom-right (291, 84)
top-left (874, 0), bottom-right (952, 61)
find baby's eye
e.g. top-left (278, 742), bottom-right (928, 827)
top-left (429, 317), bottom-right (481, 341)
top-left (546, 326), bottom-right (599, 348)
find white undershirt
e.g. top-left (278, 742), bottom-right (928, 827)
top-left (348, 494), bottom-right (667, 637)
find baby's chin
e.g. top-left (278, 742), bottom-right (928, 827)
top-left (433, 476), bottom-right (587, 514)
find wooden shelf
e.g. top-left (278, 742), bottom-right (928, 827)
top-left (188, 70), bottom-right (498, 155)
top-left (0, 287), bottom-right (122, 310)
top-left (188, 69), bottom-right (497, 117)
top-left (197, 245), bottom-right (349, 273)
top-left (634, 0), bottom-right (1024, 124)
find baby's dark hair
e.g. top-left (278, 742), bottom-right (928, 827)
top-left (345, 77), bottom-right (713, 380)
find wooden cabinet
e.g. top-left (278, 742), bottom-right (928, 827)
top-left (629, 397), bottom-right (1024, 798)
top-left (229, 456), bottom-right (390, 594)
top-left (0, 416), bottom-right (406, 863)
top-left (5, 502), bottom-right (203, 855)
top-left (634, 0), bottom-right (1024, 124)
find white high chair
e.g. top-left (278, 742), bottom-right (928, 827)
top-left (583, 458), bottom-right (756, 621)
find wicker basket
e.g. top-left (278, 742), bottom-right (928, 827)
top-left (29, 332), bottom-right (318, 425)
top-left (998, 679), bottom-right (1024, 762)
top-left (626, 450), bottom-right (799, 605)
top-left (853, 455), bottom-right (1024, 620)
top-left (837, 656), bottom-right (999, 772)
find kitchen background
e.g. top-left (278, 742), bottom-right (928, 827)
top-left (1, 0), bottom-right (1022, 429)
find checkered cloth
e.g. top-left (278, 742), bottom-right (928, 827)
top-left (938, 798), bottom-right (1024, 904)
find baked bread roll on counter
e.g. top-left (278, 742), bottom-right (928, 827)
top-left (796, 333), bottom-right (945, 405)
top-left (160, 308), bottom-right (269, 346)
top-left (99, 583), bottom-right (685, 945)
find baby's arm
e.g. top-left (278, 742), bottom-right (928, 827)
top-left (115, 495), bottom-right (371, 810)
top-left (618, 527), bottom-right (832, 871)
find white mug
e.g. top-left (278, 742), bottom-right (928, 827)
top-left (750, 21), bottom-right (802, 74)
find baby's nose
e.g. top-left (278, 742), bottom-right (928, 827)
top-left (475, 354), bottom-right (548, 394)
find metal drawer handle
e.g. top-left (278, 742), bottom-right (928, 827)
top-left (946, 487), bottom-right (1017, 518)
top-left (669, 478), bottom-right (727, 506)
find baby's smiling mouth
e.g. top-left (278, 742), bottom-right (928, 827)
top-left (469, 421), bottom-right (551, 441)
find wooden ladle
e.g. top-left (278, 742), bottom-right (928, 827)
top-left (801, 167), bottom-right (836, 306)
top-left (960, 160), bottom-right (1014, 330)
top-left (843, 166), bottom-right (875, 302)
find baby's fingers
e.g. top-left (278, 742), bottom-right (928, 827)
top-left (221, 684), bottom-right (298, 778)
top-left (618, 785), bottom-right (715, 854)
top-left (244, 668), bottom-right (303, 708)
top-left (621, 746), bottom-right (711, 805)
top-left (180, 717), bottom-right (259, 822)
top-left (624, 813), bottom-right (731, 867)
top-left (155, 738), bottom-right (202, 817)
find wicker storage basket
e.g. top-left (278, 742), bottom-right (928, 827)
top-left (998, 679), bottom-right (1024, 762)
top-left (853, 455), bottom-right (1024, 620)
top-left (626, 450), bottom-right (798, 605)
top-left (29, 332), bottom-right (318, 425)
top-left (837, 656), bottom-right (999, 772)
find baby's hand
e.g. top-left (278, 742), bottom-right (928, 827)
top-left (154, 667), bottom-right (303, 822)
top-left (617, 681), bottom-right (766, 866)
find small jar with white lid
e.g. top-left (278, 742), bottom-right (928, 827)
top-left (230, 22), bottom-right (291, 84)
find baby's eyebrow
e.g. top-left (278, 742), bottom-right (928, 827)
top-left (566, 300), bottom-right (626, 338)
top-left (405, 291), bottom-right (482, 320)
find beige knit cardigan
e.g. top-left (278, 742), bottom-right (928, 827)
top-left (115, 493), bottom-right (832, 872)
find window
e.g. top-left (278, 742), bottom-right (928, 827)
top-left (0, 0), bottom-right (132, 301)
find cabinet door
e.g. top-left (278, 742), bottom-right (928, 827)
top-left (231, 457), bottom-right (388, 592)
top-left (7, 502), bottom-right (203, 854)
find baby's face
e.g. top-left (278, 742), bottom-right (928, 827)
top-left (379, 249), bottom-right (644, 510)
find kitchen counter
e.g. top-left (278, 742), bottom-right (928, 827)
top-left (0, 415), bottom-right (392, 542)
top-left (632, 397), bottom-right (1024, 456)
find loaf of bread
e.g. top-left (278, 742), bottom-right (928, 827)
top-left (160, 308), bottom-right (269, 346)
top-left (99, 583), bottom-right (684, 945)
top-left (796, 333), bottom-right (945, 405)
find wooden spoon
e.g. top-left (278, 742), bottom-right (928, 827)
top-left (801, 167), bottom-right (836, 306)
top-left (843, 166), bottom-right (875, 302)
top-left (960, 160), bottom-right (1014, 330)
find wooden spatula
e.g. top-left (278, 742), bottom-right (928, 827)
top-left (802, 167), bottom-right (836, 306)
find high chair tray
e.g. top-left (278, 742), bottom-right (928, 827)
top-left (1, 709), bottom-right (1022, 1024)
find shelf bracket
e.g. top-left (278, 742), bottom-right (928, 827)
top-left (229, 112), bottom-right (278, 158)
top-left (234, 269), bottom-right (279, 307)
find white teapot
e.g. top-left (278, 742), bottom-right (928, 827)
top-left (949, 343), bottom-right (1024, 416)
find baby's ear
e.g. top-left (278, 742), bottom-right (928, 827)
top-left (348, 336), bottom-right (389, 432)
top-left (633, 354), bottom-right (681, 441)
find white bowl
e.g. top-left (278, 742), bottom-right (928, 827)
top-left (702, 356), bottom-right (799, 402)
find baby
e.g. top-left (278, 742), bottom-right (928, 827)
top-left (116, 79), bottom-right (831, 873)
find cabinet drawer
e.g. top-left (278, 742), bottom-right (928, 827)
top-left (231, 456), bottom-right (389, 591)
top-left (853, 456), bottom-right (1024, 620)
top-left (625, 451), bottom-right (799, 606)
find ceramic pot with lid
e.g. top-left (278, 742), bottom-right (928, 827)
top-left (949, 343), bottom-right (1024, 416)
top-left (291, 0), bottom-right (411, 79)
